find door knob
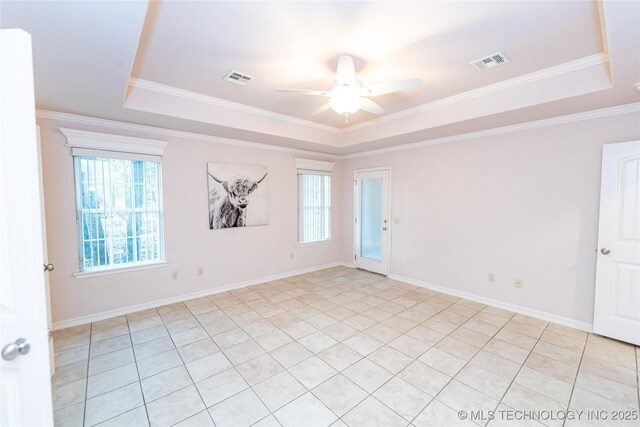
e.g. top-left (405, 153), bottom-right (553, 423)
top-left (44, 263), bottom-right (54, 272)
top-left (2, 338), bottom-right (30, 361)
top-left (382, 227), bottom-right (388, 231)
top-left (600, 248), bottom-right (610, 255)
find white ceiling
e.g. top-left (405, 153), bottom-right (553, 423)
top-left (1, 1), bottom-right (638, 155)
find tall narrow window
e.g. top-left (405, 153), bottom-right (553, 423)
top-left (295, 158), bottom-right (335, 244)
top-left (62, 128), bottom-right (168, 273)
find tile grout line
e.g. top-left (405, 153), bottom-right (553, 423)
top-left (337, 293), bottom-right (462, 425)
top-left (403, 303), bottom-right (518, 427)
top-left (327, 289), bottom-right (499, 424)
top-left (201, 295), bottom-right (290, 427)
top-left (54, 271), bottom-right (359, 425)
top-left (637, 347), bottom-right (640, 411)
top-left (489, 322), bottom-right (552, 427)
top-left (58, 283), bottom-right (502, 426)
top-left (303, 286), bottom-right (485, 425)
top-left (637, 347), bottom-right (640, 413)
top-left (559, 334), bottom-right (589, 427)
top-left (172, 291), bottom-right (286, 426)
top-left (52, 268), bottom-right (635, 427)
top-left (160, 301), bottom-right (221, 427)
top-left (125, 316), bottom-right (152, 427)
top-left (82, 323), bottom-right (92, 427)
top-left (228, 274), bottom-right (395, 425)
top-left (82, 320), bottom-right (145, 426)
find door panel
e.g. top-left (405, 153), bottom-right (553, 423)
top-left (354, 169), bottom-right (390, 275)
top-left (0, 29), bottom-right (54, 426)
top-left (594, 140), bottom-right (640, 345)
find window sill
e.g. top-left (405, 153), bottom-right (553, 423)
top-left (73, 261), bottom-right (169, 279)
top-left (296, 240), bottom-right (333, 247)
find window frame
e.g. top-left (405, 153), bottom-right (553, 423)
top-left (61, 128), bottom-right (169, 277)
top-left (295, 158), bottom-right (335, 245)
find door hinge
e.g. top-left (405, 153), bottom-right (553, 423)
top-left (354, 254), bottom-right (357, 260)
top-left (355, 217), bottom-right (358, 224)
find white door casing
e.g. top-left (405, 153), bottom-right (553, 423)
top-left (37, 126), bottom-right (55, 374)
top-left (0, 29), bottom-right (54, 426)
top-left (354, 168), bottom-right (391, 275)
top-left (593, 140), bottom-right (640, 345)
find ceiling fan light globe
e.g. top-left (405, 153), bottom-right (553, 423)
top-left (330, 95), bottom-right (361, 115)
top-left (330, 85), bottom-right (362, 115)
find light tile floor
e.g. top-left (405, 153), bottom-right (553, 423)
top-left (51, 267), bottom-right (640, 427)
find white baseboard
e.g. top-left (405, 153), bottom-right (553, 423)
top-left (52, 262), bottom-right (348, 330)
top-left (388, 273), bottom-right (594, 333)
top-left (53, 261), bottom-right (592, 334)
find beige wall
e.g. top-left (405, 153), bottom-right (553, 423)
top-left (40, 111), bottom-right (640, 328)
top-left (339, 112), bottom-right (640, 327)
top-left (38, 118), bottom-right (342, 325)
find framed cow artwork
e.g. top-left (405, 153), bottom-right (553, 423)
top-left (207, 163), bottom-right (269, 229)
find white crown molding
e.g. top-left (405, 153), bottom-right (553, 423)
top-left (39, 102), bottom-right (639, 161)
top-left (342, 102), bottom-right (640, 159)
top-left (37, 110), bottom-right (341, 160)
top-left (129, 54), bottom-right (608, 136)
top-left (343, 53), bottom-right (610, 133)
top-left (128, 78), bottom-right (342, 134)
top-left (295, 158), bottom-right (335, 172)
top-left (60, 127), bottom-right (168, 155)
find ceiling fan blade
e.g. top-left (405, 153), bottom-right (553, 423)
top-left (336, 55), bottom-right (356, 86)
top-left (276, 88), bottom-right (330, 97)
top-left (359, 98), bottom-right (384, 115)
top-left (312, 102), bottom-right (333, 116)
top-left (361, 78), bottom-right (422, 96)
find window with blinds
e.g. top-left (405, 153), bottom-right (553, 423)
top-left (74, 156), bottom-right (164, 271)
top-left (298, 171), bottom-right (331, 244)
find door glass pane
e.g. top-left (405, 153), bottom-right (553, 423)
top-left (360, 178), bottom-right (382, 261)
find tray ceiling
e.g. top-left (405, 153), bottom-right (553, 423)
top-left (1, 1), bottom-right (638, 154)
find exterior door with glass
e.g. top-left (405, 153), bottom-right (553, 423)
top-left (354, 169), bottom-right (390, 275)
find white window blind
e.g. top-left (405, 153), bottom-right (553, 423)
top-left (295, 158), bottom-right (334, 244)
top-left (62, 128), bottom-right (168, 272)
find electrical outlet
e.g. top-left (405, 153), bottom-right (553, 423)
top-left (290, 253), bottom-right (294, 260)
top-left (197, 267), bottom-right (204, 277)
top-left (514, 278), bottom-right (523, 288)
top-left (488, 273), bottom-right (495, 282)
top-left (171, 271), bottom-right (178, 280)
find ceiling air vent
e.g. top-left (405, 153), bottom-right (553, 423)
top-left (223, 70), bottom-right (254, 86)
top-left (470, 52), bottom-right (509, 72)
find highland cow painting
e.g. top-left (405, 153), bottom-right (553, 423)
top-left (207, 163), bottom-right (269, 229)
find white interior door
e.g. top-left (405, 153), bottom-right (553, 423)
top-left (354, 169), bottom-right (390, 275)
top-left (593, 140), bottom-right (640, 345)
top-left (0, 29), bottom-right (54, 426)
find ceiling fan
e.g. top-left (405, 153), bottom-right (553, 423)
top-left (276, 55), bottom-right (422, 123)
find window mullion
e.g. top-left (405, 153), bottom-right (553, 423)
top-left (130, 161), bottom-right (138, 263)
top-left (90, 158), bottom-right (98, 268)
top-left (101, 157), bottom-right (108, 266)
